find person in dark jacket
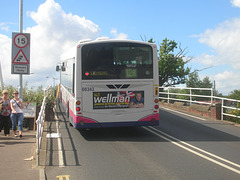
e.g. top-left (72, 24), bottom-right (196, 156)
top-left (0, 90), bottom-right (12, 136)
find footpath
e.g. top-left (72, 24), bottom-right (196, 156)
top-left (0, 129), bottom-right (39, 180)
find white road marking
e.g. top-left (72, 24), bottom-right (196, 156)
top-left (55, 107), bottom-right (65, 168)
top-left (160, 107), bottom-right (207, 121)
top-left (144, 126), bottom-right (240, 175)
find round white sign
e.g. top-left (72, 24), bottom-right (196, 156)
top-left (14, 34), bottom-right (28, 48)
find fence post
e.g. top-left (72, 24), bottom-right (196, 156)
top-left (211, 88), bottom-right (213, 105)
top-left (36, 120), bottom-right (40, 166)
top-left (168, 88), bottom-right (170, 104)
top-left (190, 88), bottom-right (192, 105)
top-left (221, 99), bottom-right (224, 120)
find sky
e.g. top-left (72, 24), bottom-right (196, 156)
top-left (0, 0), bottom-right (240, 95)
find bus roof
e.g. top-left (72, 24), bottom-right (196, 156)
top-left (60, 38), bottom-right (156, 61)
top-left (77, 38), bottom-right (153, 46)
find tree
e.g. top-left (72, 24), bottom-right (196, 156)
top-left (157, 38), bottom-right (191, 86)
top-left (201, 76), bottom-right (212, 88)
top-left (186, 71), bottom-right (212, 88)
top-left (228, 89), bottom-right (240, 100)
top-left (185, 71), bottom-right (213, 100)
top-left (186, 71), bottom-right (201, 88)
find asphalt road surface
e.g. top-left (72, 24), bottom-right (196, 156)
top-left (44, 105), bottom-right (240, 180)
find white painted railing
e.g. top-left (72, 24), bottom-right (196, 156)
top-left (36, 87), bottom-right (50, 166)
top-left (159, 87), bottom-right (240, 121)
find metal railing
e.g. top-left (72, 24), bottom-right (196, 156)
top-left (220, 97), bottom-right (240, 121)
top-left (159, 87), bottom-right (240, 121)
top-left (36, 87), bottom-right (50, 166)
top-left (159, 87), bottom-right (214, 105)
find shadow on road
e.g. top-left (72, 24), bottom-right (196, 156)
top-left (58, 101), bottom-right (240, 143)
top-left (78, 126), bottom-right (165, 142)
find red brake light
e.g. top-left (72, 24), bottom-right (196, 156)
top-left (76, 107), bottom-right (81, 111)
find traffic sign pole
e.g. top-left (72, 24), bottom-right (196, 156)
top-left (11, 0), bottom-right (30, 99)
top-left (19, 0), bottom-right (23, 99)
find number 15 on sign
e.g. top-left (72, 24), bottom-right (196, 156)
top-left (14, 34), bottom-right (28, 48)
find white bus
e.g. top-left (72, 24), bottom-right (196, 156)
top-left (58, 38), bottom-right (159, 129)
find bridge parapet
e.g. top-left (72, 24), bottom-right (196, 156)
top-left (159, 100), bottom-right (221, 120)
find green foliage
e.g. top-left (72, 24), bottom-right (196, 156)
top-left (228, 89), bottom-right (240, 100)
top-left (22, 82), bottom-right (45, 108)
top-left (185, 71), bottom-right (213, 101)
top-left (226, 102), bottom-right (240, 124)
top-left (158, 38), bottom-right (191, 86)
top-left (202, 76), bottom-right (212, 88)
top-left (0, 82), bottom-right (44, 109)
top-left (226, 90), bottom-right (240, 123)
top-left (186, 71), bottom-right (212, 88)
top-left (0, 82), bottom-right (57, 112)
top-left (148, 38), bottom-right (155, 43)
top-left (174, 89), bottom-right (190, 101)
top-left (45, 87), bottom-right (56, 108)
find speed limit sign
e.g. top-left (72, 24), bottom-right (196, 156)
top-left (14, 34), bottom-right (28, 48)
top-left (11, 32), bottom-right (30, 74)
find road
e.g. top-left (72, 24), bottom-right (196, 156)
top-left (44, 105), bottom-right (240, 180)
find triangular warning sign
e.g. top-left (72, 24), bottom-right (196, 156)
top-left (13, 49), bottom-right (29, 64)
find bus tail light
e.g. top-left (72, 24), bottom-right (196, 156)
top-left (154, 99), bottom-right (159, 103)
top-left (76, 107), bottom-right (81, 111)
top-left (154, 105), bottom-right (159, 109)
top-left (76, 101), bottom-right (81, 105)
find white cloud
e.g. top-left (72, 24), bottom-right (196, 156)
top-left (0, 23), bottom-right (10, 32)
top-left (194, 17), bottom-right (240, 94)
top-left (111, 28), bottom-right (128, 39)
top-left (214, 71), bottom-right (240, 95)
top-left (0, 0), bottom-right (101, 88)
top-left (26, 0), bottom-right (100, 71)
top-left (231, 0), bottom-right (240, 7)
top-left (193, 53), bottom-right (217, 66)
top-left (0, 34), bottom-right (17, 86)
top-left (197, 18), bottom-right (240, 70)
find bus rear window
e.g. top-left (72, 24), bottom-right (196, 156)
top-left (82, 42), bottom-right (153, 80)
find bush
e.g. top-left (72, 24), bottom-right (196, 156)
top-left (226, 103), bottom-right (240, 124)
top-left (0, 82), bottom-right (45, 110)
top-left (45, 87), bottom-right (56, 108)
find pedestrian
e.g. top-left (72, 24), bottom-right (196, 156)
top-left (10, 90), bottom-right (24, 138)
top-left (0, 90), bottom-right (11, 136)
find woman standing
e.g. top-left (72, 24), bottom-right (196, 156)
top-left (0, 90), bottom-right (11, 136)
top-left (10, 90), bottom-right (24, 138)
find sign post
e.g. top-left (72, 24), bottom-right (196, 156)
top-left (14, 0), bottom-right (28, 99)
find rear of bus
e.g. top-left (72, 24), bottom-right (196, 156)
top-left (75, 40), bottom-right (159, 128)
